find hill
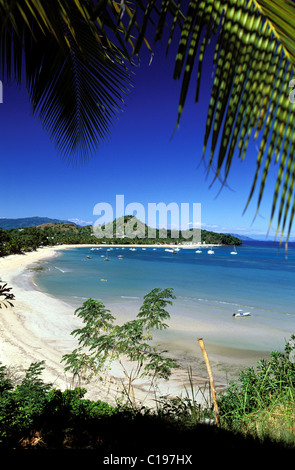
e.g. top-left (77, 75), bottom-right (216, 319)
top-left (0, 217), bottom-right (75, 230)
top-left (228, 233), bottom-right (255, 241)
top-left (0, 217), bottom-right (242, 257)
top-left (99, 216), bottom-right (242, 245)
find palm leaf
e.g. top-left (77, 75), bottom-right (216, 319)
top-left (0, 0), bottom-right (133, 162)
top-left (124, 0), bottom-right (295, 240)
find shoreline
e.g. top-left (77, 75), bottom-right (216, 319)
top-left (0, 245), bottom-right (268, 407)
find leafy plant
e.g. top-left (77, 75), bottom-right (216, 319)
top-left (218, 335), bottom-right (295, 434)
top-left (0, 282), bottom-right (15, 309)
top-left (62, 288), bottom-right (178, 409)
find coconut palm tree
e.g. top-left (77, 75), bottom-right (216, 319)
top-left (1, 1), bottom-right (295, 239)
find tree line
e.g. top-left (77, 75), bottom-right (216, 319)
top-left (0, 221), bottom-right (241, 257)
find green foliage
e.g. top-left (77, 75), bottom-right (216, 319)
top-left (62, 288), bottom-right (178, 408)
top-left (0, 282), bottom-right (15, 309)
top-left (0, 361), bottom-right (116, 447)
top-left (218, 335), bottom-right (295, 434)
top-left (45, 387), bottom-right (115, 421)
top-left (0, 220), bottom-right (241, 259)
top-left (0, 362), bottom-right (51, 441)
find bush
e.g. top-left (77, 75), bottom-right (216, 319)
top-left (0, 361), bottom-right (116, 447)
top-left (217, 335), bottom-right (295, 442)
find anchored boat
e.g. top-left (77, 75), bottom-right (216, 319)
top-left (232, 311), bottom-right (251, 317)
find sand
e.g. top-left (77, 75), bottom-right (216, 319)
top-left (0, 244), bottom-right (265, 408)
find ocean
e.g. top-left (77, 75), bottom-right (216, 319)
top-left (33, 242), bottom-right (295, 361)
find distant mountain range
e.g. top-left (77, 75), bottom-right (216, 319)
top-left (227, 233), bottom-right (255, 241)
top-left (0, 217), bottom-right (75, 229)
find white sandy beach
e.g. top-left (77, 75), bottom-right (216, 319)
top-left (0, 244), bottom-right (230, 407)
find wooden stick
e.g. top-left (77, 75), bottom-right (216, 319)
top-left (198, 338), bottom-right (220, 427)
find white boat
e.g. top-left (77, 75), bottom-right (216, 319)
top-left (207, 249), bottom-right (214, 254)
top-left (232, 311), bottom-right (251, 317)
top-left (195, 250), bottom-right (202, 253)
top-left (230, 246), bottom-right (238, 255)
top-left (165, 248), bottom-right (174, 252)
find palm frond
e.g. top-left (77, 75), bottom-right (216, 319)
top-left (0, 0), bottom-right (133, 162)
top-left (124, 0), bottom-right (295, 240)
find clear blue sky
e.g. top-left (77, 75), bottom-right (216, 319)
top-left (0, 42), bottom-right (286, 240)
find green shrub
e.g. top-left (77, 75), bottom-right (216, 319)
top-left (218, 335), bottom-right (295, 441)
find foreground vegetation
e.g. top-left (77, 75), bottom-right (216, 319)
top-left (0, 346), bottom-right (295, 462)
top-left (0, 284), bottom-right (294, 460)
top-left (0, 218), bottom-right (241, 257)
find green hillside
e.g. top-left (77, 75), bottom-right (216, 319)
top-left (0, 217), bottom-right (73, 229)
top-left (0, 217), bottom-right (242, 257)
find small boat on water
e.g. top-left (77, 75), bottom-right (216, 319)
top-left (195, 250), bottom-right (202, 253)
top-left (232, 311), bottom-right (251, 317)
top-left (85, 256), bottom-right (92, 259)
top-left (207, 249), bottom-right (214, 254)
top-left (230, 246), bottom-right (238, 255)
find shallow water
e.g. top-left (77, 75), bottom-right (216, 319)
top-left (33, 243), bottom-right (295, 359)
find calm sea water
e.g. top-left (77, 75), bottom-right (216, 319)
top-left (34, 243), bottom-right (295, 354)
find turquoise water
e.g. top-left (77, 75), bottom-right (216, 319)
top-left (34, 243), bottom-right (295, 354)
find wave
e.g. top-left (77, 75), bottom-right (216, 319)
top-left (120, 296), bottom-right (140, 300)
top-left (176, 295), bottom-right (254, 310)
top-left (71, 295), bottom-right (89, 301)
top-left (54, 266), bottom-right (71, 273)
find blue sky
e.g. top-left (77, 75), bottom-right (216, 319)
top-left (0, 42), bottom-right (287, 240)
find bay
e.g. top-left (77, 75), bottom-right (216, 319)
top-left (34, 243), bottom-right (295, 362)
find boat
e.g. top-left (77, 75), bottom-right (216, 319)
top-left (230, 246), bottom-right (238, 255)
top-left (100, 279), bottom-right (108, 282)
top-left (207, 249), bottom-right (214, 254)
top-left (195, 250), bottom-right (202, 253)
top-left (232, 311), bottom-right (251, 317)
top-left (165, 248), bottom-right (174, 252)
top-left (85, 256), bottom-right (92, 259)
